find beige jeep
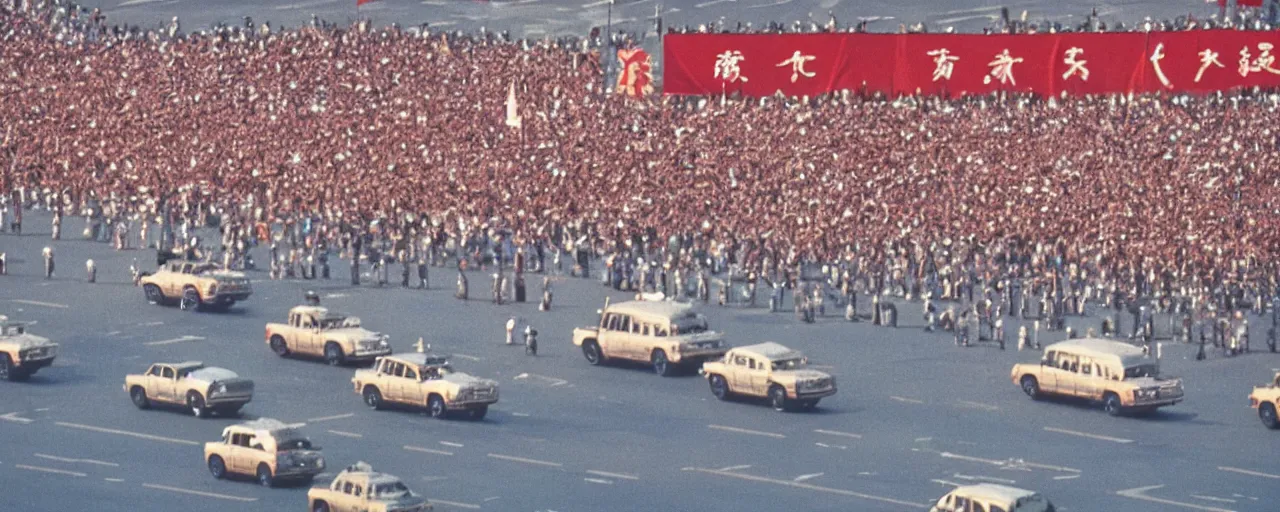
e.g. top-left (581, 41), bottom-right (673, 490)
top-left (571, 300), bottom-right (729, 376)
top-left (266, 306), bottom-right (391, 366)
top-left (1249, 372), bottom-right (1280, 429)
top-left (205, 418), bottom-right (325, 487)
top-left (124, 361), bottom-right (254, 418)
top-left (1011, 338), bottom-right (1184, 416)
top-left (307, 461), bottom-right (432, 512)
top-left (139, 260), bottom-right (252, 311)
top-left (700, 342), bottom-right (836, 412)
top-left (353, 353), bottom-right (498, 421)
top-left (0, 316), bottom-right (57, 382)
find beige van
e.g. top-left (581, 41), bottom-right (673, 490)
top-left (930, 484), bottom-right (1055, 512)
top-left (1011, 338), bottom-right (1183, 416)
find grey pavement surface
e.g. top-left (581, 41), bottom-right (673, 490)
top-left (3, 210), bottom-right (1280, 512)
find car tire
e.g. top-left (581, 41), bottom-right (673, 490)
top-left (312, 501), bottom-right (330, 512)
top-left (143, 284), bottom-right (164, 305)
top-left (1103, 393), bottom-right (1123, 417)
top-left (180, 287), bottom-right (201, 312)
top-left (427, 394), bottom-right (447, 419)
top-left (769, 385), bottom-right (788, 412)
top-left (324, 343), bottom-right (345, 366)
top-left (270, 335), bottom-right (289, 357)
top-left (363, 386), bottom-right (383, 410)
top-left (709, 374), bottom-right (729, 400)
top-left (582, 340), bottom-right (603, 365)
top-left (651, 349), bottom-right (672, 377)
top-left (207, 455), bottom-right (226, 479)
top-left (256, 463), bottom-right (274, 488)
top-left (468, 406), bottom-right (488, 421)
top-left (1020, 375), bottom-right (1040, 400)
top-left (130, 386), bottom-right (150, 409)
top-left (1260, 403), bottom-right (1280, 430)
top-left (0, 354), bottom-right (21, 382)
top-left (188, 392), bottom-right (209, 418)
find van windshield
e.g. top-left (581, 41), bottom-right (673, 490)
top-left (672, 314), bottom-right (709, 334)
top-left (1123, 364), bottom-right (1158, 379)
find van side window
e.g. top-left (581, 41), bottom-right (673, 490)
top-left (971, 504), bottom-right (987, 512)
top-left (618, 316), bottom-right (631, 332)
top-left (1080, 357), bottom-right (1093, 376)
top-left (990, 506), bottom-right (1007, 512)
top-left (1042, 351), bottom-right (1056, 366)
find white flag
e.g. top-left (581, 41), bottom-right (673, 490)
top-left (505, 82), bottom-right (522, 129)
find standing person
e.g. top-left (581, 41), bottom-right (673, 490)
top-left (51, 207), bottom-right (61, 240)
top-left (9, 189), bottom-right (21, 235)
top-left (540, 276), bottom-right (553, 311)
top-left (400, 249), bottom-right (411, 288)
top-left (350, 232), bottom-right (362, 286)
top-left (42, 246), bottom-right (54, 279)
top-left (417, 239), bottom-right (430, 289)
top-left (455, 261), bottom-right (469, 300)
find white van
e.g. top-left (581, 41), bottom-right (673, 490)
top-left (930, 484), bottom-right (1056, 512)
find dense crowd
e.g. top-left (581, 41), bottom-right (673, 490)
top-left (3, 0), bottom-right (1280, 338)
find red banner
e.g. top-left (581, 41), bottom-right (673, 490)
top-left (663, 31), bottom-right (1280, 97)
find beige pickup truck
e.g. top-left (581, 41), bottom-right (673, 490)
top-left (700, 342), bottom-right (836, 412)
top-left (140, 260), bottom-right (252, 312)
top-left (266, 306), bottom-right (391, 366)
top-left (0, 316), bottom-right (57, 382)
top-left (205, 418), bottom-right (325, 487)
top-left (572, 300), bottom-right (729, 376)
top-left (125, 361), bottom-right (254, 418)
top-left (353, 353), bottom-right (498, 421)
top-left (307, 462), bottom-right (432, 512)
top-left (1012, 338), bottom-right (1184, 416)
top-left (1249, 372), bottom-right (1280, 429)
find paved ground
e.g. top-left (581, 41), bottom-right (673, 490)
top-left (2, 210), bottom-right (1280, 512)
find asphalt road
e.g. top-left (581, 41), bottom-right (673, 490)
top-left (2, 211), bottom-right (1280, 512)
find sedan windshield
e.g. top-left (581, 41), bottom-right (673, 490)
top-left (771, 358), bottom-right (805, 371)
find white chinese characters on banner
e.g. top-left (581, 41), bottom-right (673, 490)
top-left (983, 49), bottom-right (1023, 86)
top-left (1196, 49), bottom-right (1224, 83)
top-left (714, 50), bottom-right (748, 83)
top-left (1150, 43), bottom-right (1172, 89)
top-left (926, 49), bottom-right (958, 82)
top-left (776, 50), bottom-right (816, 83)
top-left (1238, 43), bottom-right (1280, 77)
top-left (1061, 47), bottom-right (1089, 81)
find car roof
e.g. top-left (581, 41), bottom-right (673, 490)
top-left (952, 484), bottom-right (1040, 503)
top-left (161, 361), bottom-right (204, 369)
top-left (292, 306), bottom-right (347, 319)
top-left (607, 300), bottom-right (697, 320)
top-left (733, 342), bottom-right (802, 361)
top-left (1046, 338), bottom-right (1147, 365)
top-left (229, 418), bottom-right (305, 437)
top-left (389, 352), bottom-right (450, 367)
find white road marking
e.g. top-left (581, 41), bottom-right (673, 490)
top-left (452, 353), bottom-right (482, 362)
top-left (1116, 485), bottom-right (1235, 512)
top-left (105, 331), bottom-right (122, 336)
top-left (10, 299), bottom-right (69, 309)
top-left (938, 5), bottom-right (1004, 15)
top-left (746, 0), bottom-right (791, 8)
top-left (34, 454), bottom-right (120, 467)
top-left (430, 499), bottom-right (481, 509)
top-left (143, 335), bottom-right (204, 346)
top-left (56, 422), bottom-right (200, 446)
top-left (890, 396), bottom-right (925, 404)
top-left (584, 478), bottom-right (613, 485)
top-left (1054, 474), bottom-right (1081, 480)
top-left (940, 452), bottom-right (1081, 474)
top-left (15, 464), bottom-right (87, 477)
top-left (404, 445), bottom-right (453, 456)
top-left (142, 483), bottom-right (258, 502)
top-left (717, 465), bottom-right (752, 471)
top-left (326, 430), bottom-right (362, 438)
top-left (953, 473), bottom-right (1016, 484)
top-left (582, 0), bottom-right (611, 7)
top-left (483, 497), bottom-right (500, 502)
top-left (272, 0), bottom-right (338, 10)
top-left (1218, 466), bottom-right (1280, 479)
top-left (915, 437), bottom-right (933, 442)
top-left (104, 478), bottom-right (125, 482)
top-left (935, 14), bottom-right (1000, 24)
top-left (815, 442), bottom-right (848, 450)
top-left (0, 412), bottom-right (33, 424)
top-left (34, 408), bottom-right (49, 412)
top-left (306, 413), bottom-right (355, 423)
top-left (586, 470), bottom-right (639, 480)
top-left (709, 424), bottom-right (785, 438)
top-left (1191, 495), bottom-right (1238, 504)
top-left (1043, 427), bottom-right (1134, 444)
top-left (513, 373), bottom-right (568, 387)
top-left (931, 479), bottom-right (963, 487)
top-left (694, 0), bottom-right (733, 7)
top-left (440, 441), bottom-right (464, 448)
top-left (814, 429), bottom-right (861, 439)
top-left (140, 321), bottom-right (165, 326)
top-left (957, 400), bottom-right (1000, 411)
top-left (487, 453), bottom-right (562, 467)
top-left (684, 467), bottom-right (928, 509)
top-left (511, 412), bottom-right (531, 417)
top-left (794, 472), bottom-right (824, 482)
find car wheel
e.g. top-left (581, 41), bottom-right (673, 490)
top-left (582, 340), bottom-right (603, 365)
top-left (769, 385), bottom-right (788, 412)
top-left (427, 394), bottom-right (447, 419)
top-left (188, 392), bottom-right (208, 418)
top-left (0, 354), bottom-right (13, 382)
top-left (324, 343), bottom-right (345, 366)
top-left (269, 335), bottom-right (289, 357)
top-left (143, 284), bottom-right (163, 305)
top-left (468, 406), bottom-right (488, 421)
top-left (130, 387), bottom-right (150, 409)
top-left (207, 455), bottom-right (226, 479)
top-left (1020, 375), bottom-right (1040, 400)
top-left (651, 349), bottom-right (672, 377)
top-left (709, 374), bottom-right (729, 400)
top-left (256, 463), bottom-right (274, 488)
top-left (1103, 393), bottom-right (1123, 417)
top-left (312, 501), bottom-right (330, 512)
top-left (180, 287), bottom-right (201, 312)
top-left (363, 387), bottom-right (383, 410)
top-left (1260, 403), bottom-right (1280, 430)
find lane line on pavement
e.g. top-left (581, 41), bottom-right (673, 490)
top-left (56, 422), bottom-right (200, 446)
top-left (1053, 474), bottom-right (1080, 480)
top-left (683, 467), bottom-right (927, 509)
top-left (718, 464), bottom-right (752, 471)
top-left (586, 469), bottom-right (639, 481)
top-left (957, 400), bottom-right (1000, 411)
top-left (104, 478), bottom-right (125, 482)
top-left (1218, 466), bottom-right (1280, 479)
top-left (452, 353), bottom-right (482, 362)
top-left (709, 424), bottom-right (785, 438)
top-left (307, 413), bottom-right (355, 423)
top-left (34, 453), bottom-right (120, 467)
top-left (142, 483), bottom-right (258, 502)
top-left (890, 396), bottom-right (924, 404)
top-left (486, 453), bottom-right (562, 468)
top-left (585, 478), bottom-right (613, 485)
top-left (1043, 427), bottom-right (1134, 444)
top-left (940, 451), bottom-right (1081, 473)
top-left (326, 430), bottom-right (362, 438)
top-left (430, 499), bottom-right (481, 509)
top-left (953, 473), bottom-right (1016, 484)
top-left (1116, 485), bottom-right (1235, 512)
top-left (511, 412), bottom-right (531, 417)
top-left (1192, 495), bottom-right (1237, 504)
top-left (10, 299), bottom-right (69, 309)
top-left (404, 445), bottom-right (454, 456)
top-left (143, 335), bottom-right (205, 346)
top-left (794, 472), bottom-right (824, 482)
top-left (0, 412), bottom-right (33, 424)
top-left (815, 442), bottom-right (848, 450)
top-left (513, 373), bottom-right (569, 387)
top-left (15, 464), bottom-right (87, 477)
top-left (440, 441), bottom-right (464, 448)
top-left (814, 429), bottom-right (862, 439)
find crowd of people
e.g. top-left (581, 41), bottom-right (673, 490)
top-left (3, 0), bottom-right (1280, 354)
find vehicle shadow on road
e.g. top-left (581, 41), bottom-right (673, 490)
top-left (1032, 394), bottom-right (1202, 422)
